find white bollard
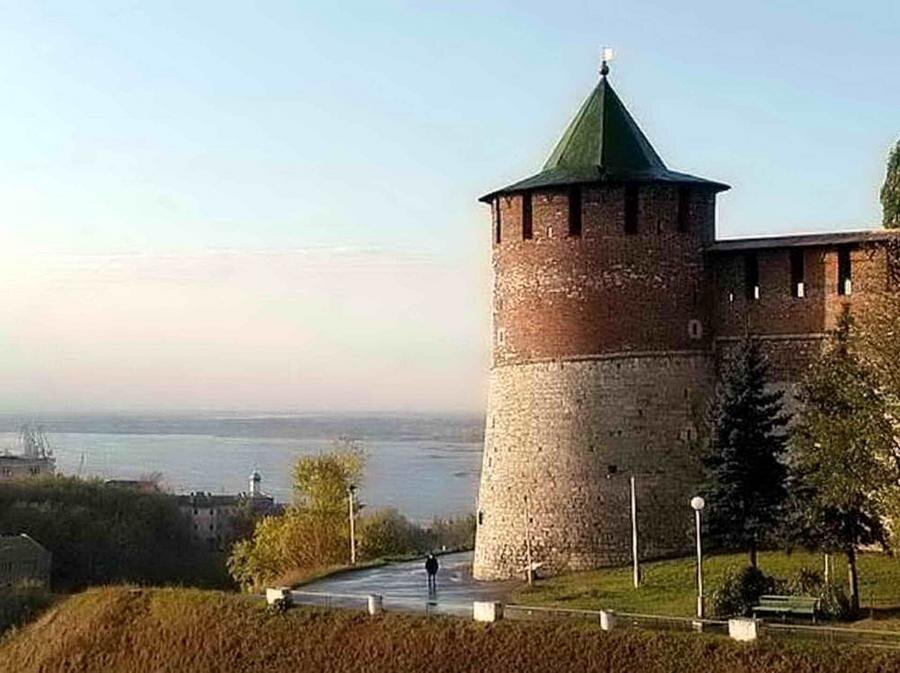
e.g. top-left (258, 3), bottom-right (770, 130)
top-left (728, 618), bottom-right (759, 642)
top-left (599, 610), bottom-right (616, 631)
top-left (265, 587), bottom-right (292, 606)
top-left (367, 594), bottom-right (384, 615)
top-left (473, 601), bottom-right (504, 622)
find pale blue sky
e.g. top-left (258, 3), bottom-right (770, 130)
top-left (0, 2), bottom-right (897, 411)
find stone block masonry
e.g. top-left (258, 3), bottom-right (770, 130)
top-left (474, 354), bottom-right (712, 580)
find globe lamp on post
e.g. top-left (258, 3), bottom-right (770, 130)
top-left (690, 495), bottom-right (705, 619)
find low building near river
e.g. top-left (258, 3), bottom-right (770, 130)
top-left (175, 470), bottom-right (279, 551)
top-left (0, 534), bottom-right (52, 588)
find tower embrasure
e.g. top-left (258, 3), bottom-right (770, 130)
top-left (473, 62), bottom-right (730, 580)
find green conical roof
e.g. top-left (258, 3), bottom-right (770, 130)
top-left (480, 76), bottom-right (728, 202)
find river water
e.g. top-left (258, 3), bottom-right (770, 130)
top-left (0, 412), bottom-right (484, 521)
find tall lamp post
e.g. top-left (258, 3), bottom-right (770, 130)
top-left (348, 484), bottom-right (357, 566)
top-left (690, 495), bottom-right (705, 619)
top-left (629, 475), bottom-right (640, 589)
top-left (606, 465), bottom-right (640, 589)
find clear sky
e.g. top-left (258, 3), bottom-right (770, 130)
top-left (0, 1), bottom-right (897, 412)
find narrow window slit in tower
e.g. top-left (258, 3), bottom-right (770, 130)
top-left (522, 192), bottom-right (533, 240)
top-left (744, 252), bottom-right (759, 300)
top-left (624, 185), bottom-right (638, 234)
top-left (494, 198), bottom-right (502, 244)
top-left (568, 187), bottom-right (582, 237)
top-left (838, 246), bottom-right (852, 295)
top-left (676, 187), bottom-right (691, 232)
top-left (790, 249), bottom-right (805, 298)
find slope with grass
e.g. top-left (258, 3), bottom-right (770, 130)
top-left (2, 586), bottom-right (900, 673)
top-left (512, 551), bottom-right (900, 629)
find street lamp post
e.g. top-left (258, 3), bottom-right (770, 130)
top-left (630, 475), bottom-right (640, 588)
top-left (607, 466), bottom-right (641, 588)
top-left (348, 485), bottom-right (357, 566)
top-left (690, 495), bottom-right (705, 619)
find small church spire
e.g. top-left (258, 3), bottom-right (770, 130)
top-left (599, 47), bottom-right (614, 78)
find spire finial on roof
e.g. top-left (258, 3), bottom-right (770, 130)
top-left (599, 47), bottom-right (614, 78)
top-left (478, 53), bottom-right (731, 203)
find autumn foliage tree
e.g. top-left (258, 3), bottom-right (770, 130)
top-left (882, 140), bottom-right (900, 229)
top-left (854, 282), bottom-right (900, 548)
top-left (228, 442), bottom-right (364, 589)
top-left (787, 311), bottom-right (898, 615)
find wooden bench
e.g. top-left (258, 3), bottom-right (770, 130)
top-left (752, 595), bottom-right (819, 623)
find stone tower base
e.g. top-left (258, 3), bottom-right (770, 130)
top-left (473, 352), bottom-right (713, 580)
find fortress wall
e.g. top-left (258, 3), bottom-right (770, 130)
top-left (712, 248), bottom-right (829, 337)
top-left (473, 353), bottom-right (713, 580)
top-left (712, 245), bottom-right (893, 339)
top-left (712, 245), bottom-right (894, 382)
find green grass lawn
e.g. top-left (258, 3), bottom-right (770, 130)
top-left (511, 551), bottom-right (900, 629)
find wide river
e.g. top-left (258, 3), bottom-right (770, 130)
top-left (0, 412), bottom-right (484, 521)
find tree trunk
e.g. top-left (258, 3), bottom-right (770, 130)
top-left (847, 547), bottom-right (860, 616)
top-left (748, 542), bottom-right (758, 568)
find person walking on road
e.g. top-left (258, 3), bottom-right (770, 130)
top-left (425, 552), bottom-right (439, 593)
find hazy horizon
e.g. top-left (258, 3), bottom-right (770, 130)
top-left (2, 1), bottom-right (897, 412)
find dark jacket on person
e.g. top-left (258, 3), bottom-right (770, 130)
top-left (425, 555), bottom-right (439, 576)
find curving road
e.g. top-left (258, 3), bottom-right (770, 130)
top-left (291, 551), bottom-right (514, 617)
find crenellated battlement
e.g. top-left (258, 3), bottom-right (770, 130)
top-left (492, 184), bottom-right (716, 247)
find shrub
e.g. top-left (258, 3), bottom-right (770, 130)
top-left (710, 565), bottom-right (777, 617)
top-left (0, 587), bottom-right (55, 633)
top-left (425, 515), bottom-right (476, 552)
top-left (785, 567), bottom-right (851, 620)
top-left (357, 512), bottom-right (477, 560)
top-left (358, 509), bottom-right (428, 559)
top-left (785, 566), bottom-right (823, 595)
top-left (712, 565), bottom-right (852, 621)
top-left (228, 509), bottom-right (348, 590)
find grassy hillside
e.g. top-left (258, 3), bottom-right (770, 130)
top-left (513, 551), bottom-right (900, 628)
top-left (2, 587), bottom-right (899, 673)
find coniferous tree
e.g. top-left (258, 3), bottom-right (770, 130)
top-left (703, 338), bottom-right (791, 568)
top-left (788, 310), bottom-right (897, 615)
top-left (882, 140), bottom-right (900, 228)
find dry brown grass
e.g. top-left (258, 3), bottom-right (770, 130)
top-left (2, 587), bottom-right (899, 673)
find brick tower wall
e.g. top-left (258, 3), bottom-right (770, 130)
top-left (473, 184), bottom-right (720, 580)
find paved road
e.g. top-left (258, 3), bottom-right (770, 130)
top-left (291, 551), bottom-right (514, 617)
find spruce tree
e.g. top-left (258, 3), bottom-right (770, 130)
top-left (788, 310), bottom-right (896, 615)
top-left (703, 338), bottom-right (790, 567)
top-left (882, 140), bottom-right (900, 229)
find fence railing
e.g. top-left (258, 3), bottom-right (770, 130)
top-left (765, 622), bottom-right (900, 650)
top-left (505, 603), bottom-right (729, 634)
top-left (277, 590), bottom-right (900, 649)
top-left (288, 589), bottom-right (473, 617)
